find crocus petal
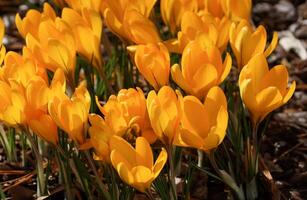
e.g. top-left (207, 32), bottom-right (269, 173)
top-left (180, 128), bottom-right (204, 149)
top-left (220, 53), bottom-right (232, 83)
top-left (283, 81), bottom-right (296, 104)
top-left (109, 136), bottom-right (136, 165)
top-left (136, 137), bottom-right (153, 168)
top-left (171, 64), bottom-right (193, 94)
top-left (182, 96), bottom-right (209, 137)
top-left (152, 148), bottom-right (167, 178)
top-left (264, 31), bottom-right (278, 57)
top-left (116, 162), bottom-right (134, 185)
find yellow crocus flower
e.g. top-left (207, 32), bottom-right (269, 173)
top-left (24, 17), bottom-right (76, 85)
top-left (110, 136), bottom-right (167, 192)
top-left (26, 69), bottom-right (66, 145)
top-left (160, 0), bottom-right (198, 34)
top-left (0, 81), bottom-right (26, 126)
top-left (198, 0), bottom-right (224, 19)
top-left (48, 83), bottom-right (91, 144)
top-left (176, 86), bottom-right (228, 151)
top-left (25, 77), bottom-right (58, 145)
top-left (64, 0), bottom-right (103, 13)
top-left (171, 40), bottom-right (232, 100)
top-left (103, 0), bottom-right (156, 42)
top-left (96, 88), bottom-right (157, 143)
top-left (146, 86), bottom-right (181, 144)
top-left (122, 9), bottom-right (161, 45)
top-left (62, 8), bottom-right (103, 69)
top-left (221, 0), bottom-right (252, 21)
top-left (87, 114), bottom-right (116, 161)
top-left (230, 20), bottom-right (279, 70)
top-left (239, 53), bottom-right (296, 125)
top-left (15, 3), bottom-right (56, 39)
top-left (134, 43), bottom-right (170, 90)
top-left (165, 11), bottom-right (231, 53)
top-left (0, 52), bottom-right (48, 88)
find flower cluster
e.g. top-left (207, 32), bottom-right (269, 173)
top-left (0, 0), bottom-right (295, 199)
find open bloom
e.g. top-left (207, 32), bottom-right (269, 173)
top-left (165, 11), bottom-right (231, 53)
top-left (122, 9), bottom-right (161, 45)
top-left (221, 0), bottom-right (252, 21)
top-left (230, 20), bottom-right (278, 70)
top-left (135, 43), bottom-right (170, 90)
top-left (25, 76), bottom-right (59, 145)
top-left (65, 0), bottom-right (103, 13)
top-left (160, 0), bottom-right (198, 34)
top-left (0, 81), bottom-right (26, 126)
top-left (176, 86), bottom-right (228, 151)
top-left (48, 82), bottom-right (91, 144)
top-left (171, 40), bottom-right (231, 100)
top-left (198, 0), bottom-right (224, 18)
top-left (239, 53), bottom-right (296, 124)
top-left (96, 88), bottom-right (156, 143)
top-left (24, 17), bottom-right (77, 85)
top-left (147, 86), bottom-right (181, 144)
top-left (110, 136), bottom-right (167, 192)
top-left (15, 3), bottom-right (56, 39)
top-left (0, 52), bottom-right (48, 87)
top-left (103, 0), bottom-right (157, 43)
top-left (86, 114), bottom-right (116, 161)
top-left (62, 7), bottom-right (103, 69)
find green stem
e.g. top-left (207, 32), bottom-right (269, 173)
top-left (107, 164), bottom-right (119, 199)
top-left (197, 150), bottom-right (203, 167)
top-left (208, 151), bottom-right (245, 200)
top-left (56, 145), bottom-right (94, 200)
top-left (0, 125), bottom-right (15, 162)
top-left (25, 131), bottom-right (46, 196)
top-left (166, 145), bottom-right (177, 200)
top-left (252, 124), bottom-right (259, 175)
top-left (145, 189), bottom-right (155, 200)
top-left (84, 151), bottom-right (111, 200)
top-left (55, 151), bottom-right (73, 200)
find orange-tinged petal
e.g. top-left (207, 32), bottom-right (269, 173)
top-left (0, 18), bottom-right (4, 43)
top-left (29, 114), bottom-right (58, 145)
top-left (204, 86), bottom-right (227, 126)
top-left (220, 53), bottom-right (232, 83)
top-left (135, 137), bottom-right (153, 168)
top-left (261, 65), bottom-right (288, 95)
top-left (109, 136), bottom-right (136, 165)
top-left (283, 81), bottom-right (296, 104)
top-left (181, 96), bottom-right (209, 138)
top-left (180, 128), bottom-right (204, 149)
top-left (131, 166), bottom-right (153, 192)
top-left (256, 87), bottom-right (283, 111)
top-left (171, 64), bottom-right (193, 94)
top-left (241, 26), bottom-right (266, 66)
top-left (239, 53), bottom-right (268, 92)
top-left (202, 133), bottom-right (220, 151)
top-left (116, 162), bottom-right (134, 185)
top-left (264, 31), bottom-right (278, 57)
top-left (152, 147), bottom-right (167, 178)
top-left (103, 8), bottom-right (125, 39)
top-left (123, 9), bottom-right (160, 44)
